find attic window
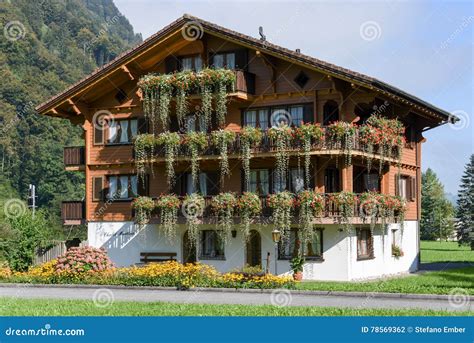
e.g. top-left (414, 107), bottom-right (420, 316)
top-left (294, 71), bottom-right (309, 88)
top-left (115, 89), bottom-right (127, 104)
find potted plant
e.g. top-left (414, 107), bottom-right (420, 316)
top-left (391, 244), bottom-right (404, 258)
top-left (132, 196), bottom-right (156, 226)
top-left (290, 255), bottom-right (305, 281)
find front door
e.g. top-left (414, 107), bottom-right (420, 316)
top-left (246, 230), bottom-right (261, 267)
top-left (182, 231), bottom-right (196, 263)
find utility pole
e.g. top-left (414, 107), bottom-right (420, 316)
top-left (28, 184), bottom-right (36, 218)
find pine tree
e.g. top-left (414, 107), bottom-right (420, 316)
top-left (421, 168), bottom-right (454, 240)
top-left (456, 154), bottom-right (474, 249)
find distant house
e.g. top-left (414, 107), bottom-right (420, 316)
top-left (36, 15), bottom-right (455, 281)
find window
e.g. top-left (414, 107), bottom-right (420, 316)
top-left (325, 168), bottom-right (340, 193)
top-left (107, 175), bottom-right (137, 200)
top-left (289, 106), bottom-right (304, 127)
top-left (174, 172), bottom-right (219, 196)
top-left (398, 175), bottom-right (408, 199)
top-left (244, 104), bottom-right (312, 129)
top-left (212, 52), bottom-right (235, 69)
top-left (279, 228), bottom-right (323, 260)
top-left (289, 169), bottom-right (305, 193)
top-left (294, 71), bottom-right (309, 88)
top-left (249, 169), bottom-right (269, 195)
top-left (186, 173), bottom-right (210, 196)
top-left (323, 101), bottom-right (339, 126)
top-left (107, 118), bottom-right (138, 144)
top-left (200, 230), bottom-right (225, 259)
top-left (273, 172), bottom-right (287, 193)
top-left (363, 173), bottom-right (380, 192)
top-left (243, 109), bottom-right (268, 129)
top-left (357, 228), bottom-right (374, 260)
top-left (396, 175), bottom-right (416, 202)
top-left (184, 115), bottom-right (207, 133)
top-left (179, 55), bottom-right (202, 72)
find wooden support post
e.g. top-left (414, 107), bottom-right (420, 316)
top-left (341, 162), bottom-right (353, 192)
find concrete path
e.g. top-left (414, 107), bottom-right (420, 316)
top-left (0, 284), bottom-right (472, 312)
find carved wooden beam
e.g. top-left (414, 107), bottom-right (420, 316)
top-left (121, 65), bottom-right (135, 81)
top-left (67, 99), bottom-right (81, 115)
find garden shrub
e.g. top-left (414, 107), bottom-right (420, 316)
top-left (55, 246), bottom-right (115, 275)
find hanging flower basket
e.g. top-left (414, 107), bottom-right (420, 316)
top-left (268, 125), bottom-right (294, 184)
top-left (359, 192), bottom-right (382, 231)
top-left (326, 121), bottom-right (356, 165)
top-left (267, 191), bottom-right (294, 243)
top-left (240, 126), bottom-right (263, 190)
top-left (183, 132), bottom-right (208, 188)
top-left (237, 192), bottom-right (262, 240)
top-left (132, 196), bottom-right (156, 226)
top-left (134, 134), bottom-right (157, 181)
top-left (156, 131), bottom-right (181, 187)
top-left (294, 124), bottom-right (324, 187)
top-left (156, 194), bottom-right (180, 242)
top-left (329, 191), bottom-right (357, 231)
top-left (182, 193), bottom-right (206, 247)
top-left (211, 129), bottom-right (236, 182)
top-left (211, 192), bottom-right (237, 242)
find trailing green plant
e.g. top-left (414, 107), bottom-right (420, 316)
top-left (182, 194), bottom-right (206, 246)
top-left (134, 134), bottom-right (156, 181)
top-left (380, 195), bottom-right (407, 226)
top-left (290, 255), bottom-right (305, 273)
top-left (184, 132), bottom-right (208, 188)
top-left (391, 244), bottom-right (404, 258)
top-left (156, 194), bottom-right (181, 243)
top-left (268, 124), bottom-right (294, 184)
top-left (211, 193), bottom-right (237, 242)
top-left (329, 191), bottom-right (357, 231)
top-left (240, 127), bottom-right (263, 190)
top-left (175, 70), bottom-right (194, 127)
top-left (366, 115), bottom-right (405, 172)
top-left (359, 192), bottom-right (382, 232)
top-left (138, 74), bottom-right (173, 131)
top-left (211, 129), bottom-right (236, 182)
top-left (237, 192), bottom-right (262, 240)
top-left (326, 121), bottom-right (356, 165)
top-left (213, 69), bottom-right (235, 127)
top-left (156, 132), bottom-right (181, 187)
top-left (297, 190), bottom-right (324, 227)
top-left (295, 123), bottom-right (324, 188)
top-left (358, 124), bottom-right (378, 172)
top-left (267, 191), bottom-right (294, 243)
top-left (132, 196), bottom-right (156, 226)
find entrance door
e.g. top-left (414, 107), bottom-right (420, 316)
top-left (246, 230), bottom-right (262, 267)
top-left (182, 231), bottom-right (196, 263)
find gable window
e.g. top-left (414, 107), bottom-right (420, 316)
top-left (243, 109), bottom-right (269, 129)
top-left (249, 169), bottom-right (269, 195)
top-left (200, 230), bottom-right (225, 260)
top-left (179, 55), bottom-right (202, 72)
top-left (212, 52), bottom-right (235, 69)
top-left (357, 228), bottom-right (374, 260)
top-left (244, 104), bottom-right (313, 129)
top-left (279, 228), bottom-right (323, 260)
top-left (107, 118), bottom-right (138, 144)
top-left (107, 175), bottom-right (137, 200)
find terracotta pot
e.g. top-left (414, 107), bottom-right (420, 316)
top-left (293, 271), bottom-right (303, 281)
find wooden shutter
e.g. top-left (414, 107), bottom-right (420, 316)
top-left (409, 176), bottom-right (416, 202)
top-left (367, 229), bottom-right (374, 257)
top-left (234, 49), bottom-right (248, 70)
top-left (94, 125), bottom-right (104, 145)
top-left (138, 174), bottom-right (149, 196)
top-left (165, 56), bottom-right (178, 73)
top-left (303, 103), bottom-right (314, 123)
top-left (395, 174), bottom-right (400, 196)
top-left (138, 117), bottom-right (148, 134)
top-left (207, 172), bottom-right (220, 195)
top-left (92, 176), bottom-right (104, 202)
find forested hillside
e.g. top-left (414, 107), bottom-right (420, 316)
top-left (0, 0), bottom-right (142, 232)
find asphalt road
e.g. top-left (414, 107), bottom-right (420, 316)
top-left (1, 285), bottom-right (472, 312)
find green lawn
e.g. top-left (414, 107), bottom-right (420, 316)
top-left (0, 298), bottom-right (470, 316)
top-left (420, 240), bottom-right (474, 263)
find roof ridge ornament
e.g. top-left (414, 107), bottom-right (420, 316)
top-left (259, 26), bottom-right (266, 42)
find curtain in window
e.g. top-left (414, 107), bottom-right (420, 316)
top-left (186, 173), bottom-right (195, 194)
top-left (399, 178), bottom-right (407, 199)
top-left (198, 116), bottom-right (207, 133)
top-left (119, 176), bottom-right (129, 198)
top-left (108, 176), bottom-right (117, 199)
top-left (130, 119), bottom-right (138, 139)
top-left (226, 53), bottom-right (235, 69)
top-left (185, 116), bottom-right (196, 132)
top-left (213, 54), bottom-right (224, 68)
top-left (258, 109), bottom-right (268, 129)
top-left (291, 169), bottom-right (305, 193)
top-left (249, 171), bottom-right (258, 193)
top-left (182, 57), bottom-right (192, 71)
top-left (194, 56), bottom-right (202, 71)
top-left (199, 173), bottom-right (208, 196)
top-left (260, 170), bottom-right (269, 195)
top-left (244, 110), bottom-right (257, 127)
top-left (108, 121), bottom-right (118, 143)
top-left (273, 173), bottom-right (287, 193)
top-left (290, 106), bottom-right (304, 127)
top-left (364, 173), bottom-right (379, 192)
top-left (119, 120), bottom-right (129, 143)
top-left (130, 175), bottom-right (138, 197)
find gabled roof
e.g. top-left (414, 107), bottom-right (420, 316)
top-left (36, 14), bottom-right (455, 124)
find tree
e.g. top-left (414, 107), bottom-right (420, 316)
top-left (421, 168), bottom-right (455, 240)
top-left (456, 154), bottom-right (474, 249)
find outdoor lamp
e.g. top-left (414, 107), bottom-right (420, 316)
top-left (272, 229), bottom-right (281, 275)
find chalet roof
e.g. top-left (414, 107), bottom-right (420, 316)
top-left (36, 14), bottom-right (456, 124)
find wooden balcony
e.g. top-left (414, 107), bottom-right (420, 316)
top-left (64, 146), bottom-right (85, 171)
top-left (233, 69), bottom-right (255, 95)
top-left (61, 201), bottom-right (85, 226)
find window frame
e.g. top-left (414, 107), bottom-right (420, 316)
top-left (199, 230), bottom-right (225, 260)
top-left (178, 54), bottom-right (203, 72)
top-left (278, 228), bottom-right (324, 261)
top-left (242, 103), bottom-right (313, 128)
top-left (211, 51), bottom-right (236, 69)
top-left (105, 174), bottom-right (138, 201)
top-left (356, 228), bottom-right (374, 260)
top-left (105, 118), bottom-right (138, 146)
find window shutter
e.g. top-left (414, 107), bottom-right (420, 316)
top-left (303, 103), bottom-right (314, 124)
top-left (94, 125), bottom-right (104, 145)
top-left (138, 117), bottom-right (148, 134)
top-left (368, 230), bottom-right (374, 257)
top-left (409, 176), bottom-right (416, 202)
top-left (92, 176), bottom-right (104, 202)
top-left (207, 172), bottom-right (220, 195)
top-left (395, 174), bottom-right (400, 196)
top-left (234, 49), bottom-right (248, 70)
top-left (138, 174), bottom-right (149, 196)
top-left (165, 56), bottom-right (178, 73)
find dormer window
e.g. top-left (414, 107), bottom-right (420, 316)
top-left (212, 52), bottom-right (236, 69)
top-left (179, 55), bottom-right (202, 72)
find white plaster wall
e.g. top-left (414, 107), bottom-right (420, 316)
top-left (87, 220), bottom-right (419, 281)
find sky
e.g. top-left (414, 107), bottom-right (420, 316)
top-left (115, 0), bottom-right (473, 195)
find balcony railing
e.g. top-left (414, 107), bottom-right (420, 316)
top-left (61, 201), bottom-right (85, 225)
top-left (233, 70), bottom-right (255, 94)
top-left (64, 146), bottom-right (85, 167)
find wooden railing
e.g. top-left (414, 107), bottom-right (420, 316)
top-left (64, 146), bottom-right (85, 166)
top-left (233, 69), bottom-right (255, 94)
top-left (61, 201), bottom-right (85, 224)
